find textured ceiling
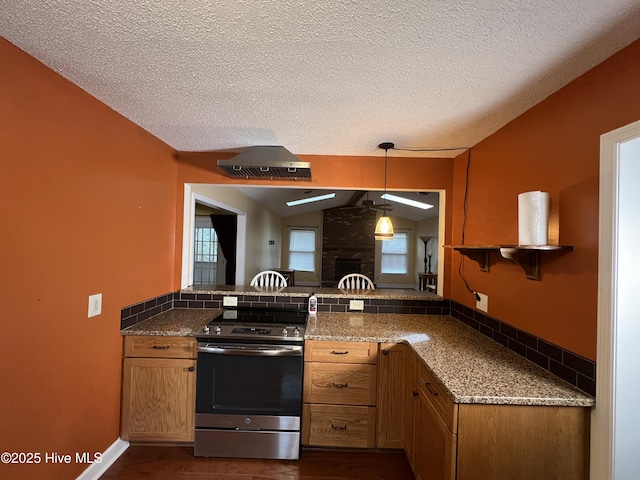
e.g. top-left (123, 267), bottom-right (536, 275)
top-left (1, 1), bottom-right (640, 158)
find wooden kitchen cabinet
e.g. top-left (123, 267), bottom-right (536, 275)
top-left (415, 382), bottom-right (456, 480)
top-left (121, 336), bottom-right (196, 443)
top-left (409, 349), bottom-right (590, 480)
top-left (414, 353), bottom-right (457, 480)
top-left (303, 340), bottom-right (377, 448)
top-left (303, 340), bottom-right (590, 479)
top-left (456, 404), bottom-right (590, 480)
top-left (404, 351), bottom-right (418, 471)
top-left (302, 403), bottom-right (377, 448)
top-left (376, 342), bottom-right (407, 449)
top-left (304, 339), bottom-right (377, 364)
top-left (304, 362), bottom-right (377, 406)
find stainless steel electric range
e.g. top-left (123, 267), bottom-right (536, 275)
top-left (194, 308), bottom-right (307, 460)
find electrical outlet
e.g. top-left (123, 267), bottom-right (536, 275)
top-left (88, 293), bottom-right (102, 318)
top-left (476, 292), bottom-right (488, 312)
top-left (349, 299), bottom-right (364, 311)
top-left (223, 296), bottom-right (238, 307)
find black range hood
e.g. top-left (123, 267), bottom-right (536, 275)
top-left (217, 146), bottom-right (311, 180)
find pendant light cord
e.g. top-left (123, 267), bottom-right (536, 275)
top-left (383, 147), bottom-right (388, 208)
top-left (378, 142), bottom-right (395, 215)
top-left (378, 142), bottom-right (478, 300)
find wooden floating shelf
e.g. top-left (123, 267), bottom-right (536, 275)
top-left (447, 245), bottom-right (574, 280)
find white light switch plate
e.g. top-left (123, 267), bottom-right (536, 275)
top-left (88, 293), bottom-right (102, 318)
top-left (349, 299), bottom-right (365, 311)
top-left (223, 296), bottom-right (238, 307)
top-left (476, 292), bottom-right (488, 312)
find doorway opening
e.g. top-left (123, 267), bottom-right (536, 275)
top-left (181, 185), bottom-right (247, 288)
top-left (594, 119), bottom-right (640, 479)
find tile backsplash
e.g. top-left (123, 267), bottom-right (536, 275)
top-left (120, 291), bottom-right (595, 396)
top-left (449, 301), bottom-right (595, 396)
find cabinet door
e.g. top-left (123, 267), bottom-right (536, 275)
top-left (404, 352), bottom-right (418, 471)
top-left (415, 390), bottom-right (456, 480)
top-left (121, 357), bottom-right (196, 442)
top-left (376, 342), bottom-right (406, 449)
top-left (456, 404), bottom-right (590, 480)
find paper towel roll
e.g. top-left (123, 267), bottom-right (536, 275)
top-left (518, 191), bottom-right (549, 245)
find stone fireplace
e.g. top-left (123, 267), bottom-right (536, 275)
top-left (334, 258), bottom-right (361, 281)
top-left (321, 207), bottom-right (376, 286)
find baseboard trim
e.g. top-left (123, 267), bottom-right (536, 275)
top-left (76, 438), bottom-right (129, 480)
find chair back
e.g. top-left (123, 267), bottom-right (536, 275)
top-left (250, 270), bottom-right (288, 288)
top-left (338, 273), bottom-right (375, 290)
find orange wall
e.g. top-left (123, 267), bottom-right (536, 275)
top-left (0, 38), bottom-right (178, 479)
top-left (449, 39), bottom-right (640, 361)
top-left (174, 151), bottom-right (455, 289)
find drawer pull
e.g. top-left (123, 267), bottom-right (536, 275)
top-left (425, 382), bottom-right (439, 396)
top-left (412, 390), bottom-right (419, 397)
top-left (331, 424), bottom-right (347, 430)
top-left (188, 366), bottom-right (195, 372)
top-left (152, 345), bottom-right (171, 350)
top-left (331, 382), bottom-right (348, 389)
top-left (331, 350), bottom-right (349, 355)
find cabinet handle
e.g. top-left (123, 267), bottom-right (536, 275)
top-left (412, 390), bottom-right (419, 397)
top-left (331, 424), bottom-right (347, 430)
top-left (425, 382), bottom-right (439, 396)
top-left (331, 382), bottom-right (348, 389)
top-left (152, 345), bottom-right (170, 350)
top-left (188, 366), bottom-right (195, 372)
top-left (331, 350), bottom-right (349, 355)
top-left (382, 349), bottom-right (388, 355)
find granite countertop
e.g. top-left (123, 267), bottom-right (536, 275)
top-left (306, 312), bottom-right (594, 408)
top-left (121, 308), bottom-right (594, 408)
top-left (182, 285), bottom-right (443, 300)
top-left (121, 309), bottom-right (224, 336)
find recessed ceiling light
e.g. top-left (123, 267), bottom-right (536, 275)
top-left (381, 193), bottom-right (433, 210)
top-left (286, 192), bottom-right (336, 207)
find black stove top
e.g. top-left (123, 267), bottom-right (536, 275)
top-left (214, 308), bottom-right (308, 325)
top-left (197, 308), bottom-right (308, 342)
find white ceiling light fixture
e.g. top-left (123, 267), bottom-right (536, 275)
top-left (374, 142), bottom-right (395, 241)
top-left (286, 192), bottom-right (336, 207)
top-left (381, 193), bottom-right (434, 210)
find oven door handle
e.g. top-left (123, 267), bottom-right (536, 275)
top-left (197, 345), bottom-right (303, 356)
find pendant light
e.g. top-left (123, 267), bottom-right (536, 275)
top-left (375, 142), bottom-right (394, 240)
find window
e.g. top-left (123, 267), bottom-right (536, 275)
top-left (193, 217), bottom-right (218, 285)
top-left (288, 229), bottom-right (316, 272)
top-left (381, 231), bottom-right (408, 274)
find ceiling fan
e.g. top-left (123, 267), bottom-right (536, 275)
top-left (340, 191), bottom-right (393, 212)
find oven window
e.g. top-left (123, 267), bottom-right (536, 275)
top-left (196, 352), bottom-right (303, 416)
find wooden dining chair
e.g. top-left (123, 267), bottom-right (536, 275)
top-left (338, 273), bottom-right (375, 290)
top-left (250, 270), bottom-right (288, 288)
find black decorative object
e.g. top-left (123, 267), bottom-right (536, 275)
top-left (419, 236), bottom-right (432, 274)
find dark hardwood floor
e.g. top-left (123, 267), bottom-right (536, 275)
top-left (100, 446), bottom-right (415, 480)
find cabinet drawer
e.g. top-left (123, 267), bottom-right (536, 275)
top-left (304, 362), bottom-right (377, 406)
top-left (123, 336), bottom-right (196, 359)
top-left (417, 361), bottom-right (457, 433)
top-left (302, 403), bottom-right (376, 448)
top-left (304, 340), bottom-right (377, 364)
